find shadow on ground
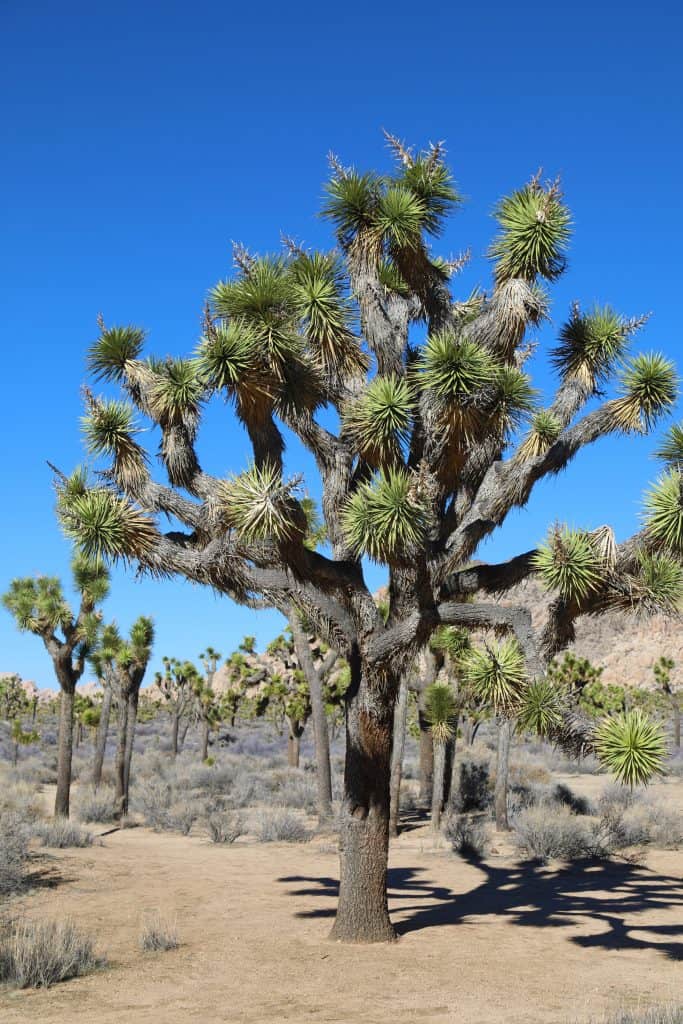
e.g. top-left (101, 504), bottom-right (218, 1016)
top-left (278, 859), bottom-right (683, 959)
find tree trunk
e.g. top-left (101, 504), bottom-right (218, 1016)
top-left (92, 685), bottom-right (113, 789)
top-left (418, 697), bottom-right (434, 806)
top-left (200, 719), bottom-right (210, 761)
top-left (289, 613), bottom-right (334, 823)
top-left (495, 718), bottom-right (513, 831)
top-left (287, 725), bottom-right (301, 768)
top-left (431, 741), bottom-right (447, 832)
top-left (178, 717), bottom-right (190, 751)
top-left (329, 656), bottom-right (396, 943)
top-left (55, 686), bottom-right (75, 818)
top-left (443, 724), bottom-right (458, 807)
top-left (389, 675), bottom-right (409, 837)
top-left (114, 695), bottom-right (129, 819)
top-left (122, 689), bottom-right (139, 815)
top-left (171, 713), bottom-right (179, 757)
top-left (671, 693), bottom-right (681, 749)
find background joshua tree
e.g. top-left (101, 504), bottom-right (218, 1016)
top-left (424, 681), bottom-right (458, 831)
top-left (112, 616), bottom-right (155, 816)
top-left (2, 556), bottom-right (108, 817)
top-left (156, 657), bottom-right (199, 757)
top-left (59, 135), bottom-right (681, 941)
top-left (653, 654), bottom-right (681, 748)
top-left (89, 622), bottom-right (122, 788)
top-left (195, 647), bottom-right (222, 761)
top-left (0, 675), bottom-right (38, 766)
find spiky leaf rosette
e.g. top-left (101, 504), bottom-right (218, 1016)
top-left (489, 179), bottom-right (571, 284)
top-left (643, 471), bottom-right (683, 552)
top-left (377, 259), bottom-right (411, 297)
top-left (289, 252), bottom-right (365, 378)
top-left (59, 487), bottom-right (159, 561)
top-left (196, 320), bottom-right (260, 393)
top-left (627, 552), bottom-right (683, 614)
top-left (461, 638), bottom-right (527, 713)
top-left (2, 577), bottom-right (71, 635)
top-left (146, 359), bottom-right (204, 431)
top-left (533, 526), bottom-right (602, 602)
top-left (81, 398), bottom-right (149, 490)
top-left (341, 468), bottom-right (427, 562)
top-left (424, 682), bottom-right (458, 745)
top-left (217, 462), bottom-right (302, 544)
top-left (342, 375), bottom-right (413, 466)
top-left (490, 365), bottom-right (537, 436)
top-left (430, 625), bottom-right (471, 661)
top-left (321, 171), bottom-right (382, 246)
top-left (87, 325), bottom-right (146, 382)
top-left (398, 156), bottom-right (461, 237)
top-left (654, 423), bottom-right (683, 471)
top-left (609, 353), bottom-right (678, 432)
top-left (373, 186), bottom-right (426, 250)
top-left (517, 409), bottom-right (562, 460)
top-left (515, 678), bottom-right (565, 736)
top-left (551, 305), bottom-right (632, 389)
top-left (419, 332), bottom-right (496, 441)
top-left (593, 709), bottom-right (666, 787)
top-left (71, 553), bottom-right (110, 605)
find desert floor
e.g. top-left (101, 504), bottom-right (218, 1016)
top-left (1, 774), bottom-right (681, 1024)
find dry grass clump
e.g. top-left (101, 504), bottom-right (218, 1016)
top-left (139, 913), bottom-right (179, 952)
top-left (593, 1007), bottom-right (683, 1024)
top-left (0, 812), bottom-right (30, 894)
top-left (32, 818), bottom-right (95, 848)
top-left (512, 805), bottom-right (595, 861)
top-left (75, 787), bottom-right (117, 824)
top-left (444, 813), bottom-right (489, 860)
top-left (205, 810), bottom-right (245, 844)
top-left (253, 808), bottom-right (310, 843)
top-left (0, 917), bottom-right (102, 988)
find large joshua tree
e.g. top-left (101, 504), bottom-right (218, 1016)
top-left (58, 135), bottom-right (681, 942)
top-left (2, 556), bottom-right (109, 817)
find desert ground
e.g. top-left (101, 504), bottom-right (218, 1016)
top-left (1, 768), bottom-right (681, 1024)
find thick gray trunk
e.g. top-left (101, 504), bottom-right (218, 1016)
top-left (92, 685), bottom-right (113, 789)
top-left (200, 719), bottom-right (210, 761)
top-left (330, 656), bottom-right (396, 943)
top-left (171, 713), bottom-right (180, 757)
top-left (389, 675), bottom-right (409, 838)
top-left (495, 718), bottom-right (513, 831)
top-left (178, 717), bottom-right (190, 751)
top-left (431, 742), bottom-right (447, 832)
top-left (55, 687), bottom-right (75, 818)
top-left (418, 695), bottom-right (433, 806)
top-left (114, 696), bottom-right (129, 819)
top-left (289, 614), bottom-right (334, 823)
top-left (287, 727), bottom-right (301, 768)
top-left (671, 695), bottom-right (681, 749)
top-left (122, 689), bottom-right (139, 815)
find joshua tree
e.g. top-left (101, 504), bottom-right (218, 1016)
top-left (3, 556), bottom-right (108, 817)
top-left (156, 657), bottom-right (198, 756)
top-left (0, 674), bottom-right (28, 722)
top-left (653, 655), bottom-right (681, 748)
top-left (112, 616), bottom-right (155, 815)
top-left (89, 622), bottom-right (121, 788)
top-left (196, 647), bottom-right (222, 761)
top-left (58, 136), bottom-right (679, 941)
top-left (424, 681), bottom-right (458, 831)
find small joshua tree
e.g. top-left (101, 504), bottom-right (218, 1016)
top-left (58, 135), bottom-right (680, 941)
top-left (196, 647), bottom-right (223, 761)
top-left (156, 657), bottom-right (199, 756)
top-left (112, 616), bottom-right (155, 815)
top-left (2, 556), bottom-right (108, 817)
top-left (88, 622), bottom-right (122, 788)
top-left (653, 654), bottom-right (681, 748)
top-left (424, 681), bottom-right (457, 831)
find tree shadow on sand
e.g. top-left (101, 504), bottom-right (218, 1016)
top-left (278, 858), bottom-right (683, 959)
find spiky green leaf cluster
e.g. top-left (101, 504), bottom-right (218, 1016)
top-left (632, 551), bottom-right (683, 612)
top-left (81, 398), bottom-right (148, 489)
top-left (533, 527), bottom-right (602, 602)
top-left (147, 358), bottom-right (204, 428)
top-left (593, 709), bottom-right (666, 787)
top-left (342, 375), bottom-right (413, 466)
top-left (70, 552), bottom-right (110, 604)
top-left (341, 469), bottom-right (427, 561)
top-left (424, 682), bottom-right (458, 744)
top-left (491, 365), bottom-right (537, 434)
top-left (87, 325), bottom-right (146, 382)
top-left (515, 677), bottom-right (565, 735)
top-left (611, 353), bottom-right (678, 432)
top-left (654, 423), bottom-right (683, 470)
top-left (461, 638), bottom-right (527, 713)
top-left (643, 471), bottom-right (683, 552)
top-left (217, 462), bottom-right (301, 544)
top-left (517, 409), bottom-right (562, 460)
top-left (430, 625), bottom-right (471, 661)
top-left (197, 321), bottom-right (259, 392)
top-left (489, 181), bottom-right (571, 284)
top-left (59, 487), bottom-right (159, 561)
top-left (551, 305), bottom-right (631, 388)
top-left (2, 577), bottom-right (71, 636)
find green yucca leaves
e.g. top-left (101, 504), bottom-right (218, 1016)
top-left (593, 709), bottom-right (666, 787)
top-left (551, 305), bottom-right (630, 388)
top-left (533, 526), bottom-right (602, 602)
top-left (430, 625), bottom-right (471, 660)
top-left (289, 252), bottom-right (363, 376)
top-left (342, 375), bottom-right (414, 465)
top-left (515, 677), bottom-right (565, 735)
top-left (81, 398), bottom-right (149, 489)
top-left (70, 552), bottom-right (110, 604)
top-left (491, 365), bottom-right (538, 433)
top-left (87, 325), bottom-right (146, 383)
top-left (635, 551), bottom-right (683, 612)
top-left (197, 321), bottom-right (260, 392)
top-left (341, 468), bottom-right (427, 562)
top-left (419, 332), bottom-right (494, 400)
top-left (399, 158), bottom-right (461, 237)
top-left (322, 171), bottom-right (382, 244)
top-left (424, 682), bottom-right (458, 745)
top-left (147, 359), bottom-right (205, 427)
top-left (610, 353), bottom-right (678, 432)
top-left (2, 577), bottom-right (71, 635)
top-left (59, 488), bottom-right (159, 561)
top-left (654, 422), bottom-right (683, 470)
top-left (489, 181), bottom-right (571, 284)
top-left (217, 462), bottom-right (301, 544)
top-left (377, 259), bottom-right (411, 296)
top-left (517, 409), bottom-right (562, 460)
top-left (461, 638), bottom-right (527, 713)
top-left (373, 186), bottom-right (426, 249)
top-left (643, 471), bottom-right (683, 551)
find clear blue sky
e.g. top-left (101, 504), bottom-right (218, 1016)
top-left (1, 1), bottom-right (681, 688)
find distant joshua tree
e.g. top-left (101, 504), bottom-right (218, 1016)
top-left (653, 655), bottom-right (681, 748)
top-left (112, 616), bottom-right (155, 816)
top-left (156, 658), bottom-right (199, 757)
top-left (3, 556), bottom-right (108, 817)
top-left (58, 135), bottom-right (678, 940)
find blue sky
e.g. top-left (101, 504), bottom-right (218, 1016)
top-left (1, 1), bottom-right (681, 688)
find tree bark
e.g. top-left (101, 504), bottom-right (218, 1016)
top-left (55, 686), bottom-right (75, 818)
top-left (418, 696), bottom-right (434, 806)
top-left (329, 656), bottom-right (396, 943)
top-left (389, 675), bottom-right (409, 837)
top-left (495, 718), bottom-right (513, 831)
top-left (287, 726), bottom-right (301, 768)
top-left (431, 741), bottom-right (447, 832)
top-left (178, 717), bottom-right (190, 751)
top-left (289, 614), bottom-right (334, 823)
top-left (200, 718), bottom-right (210, 761)
top-left (122, 689), bottom-right (139, 815)
top-left (171, 713), bottom-right (180, 757)
top-left (670, 693), bottom-right (681, 749)
top-left (114, 695), bottom-right (130, 819)
top-left (92, 684), bottom-right (113, 789)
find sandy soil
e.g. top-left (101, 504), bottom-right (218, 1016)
top-left (2, 776), bottom-right (681, 1024)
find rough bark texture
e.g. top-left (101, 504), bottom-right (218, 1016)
top-left (55, 685), bottom-right (75, 818)
top-left (92, 683), bottom-right (113, 789)
top-left (289, 614), bottom-right (334, 823)
top-left (200, 718), bottom-right (210, 762)
top-left (122, 689), bottom-right (139, 814)
top-left (431, 742), bottom-right (447, 832)
top-left (389, 675), bottom-right (409, 837)
top-left (171, 714), bottom-right (180, 757)
top-left (287, 729), bottom-right (301, 768)
top-left (495, 719), bottom-right (513, 831)
top-left (329, 659), bottom-right (396, 943)
top-left (114, 697), bottom-right (129, 819)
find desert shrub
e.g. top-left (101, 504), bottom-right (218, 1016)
top-left (596, 1007), bottom-right (683, 1024)
top-left (595, 788), bottom-right (682, 851)
top-left (0, 772), bottom-right (43, 821)
top-left (205, 810), bottom-right (245, 844)
top-left (133, 778), bottom-right (173, 830)
top-left (451, 757), bottom-right (492, 813)
top-left (75, 787), bottom-right (117, 824)
top-left (32, 818), bottom-right (95, 849)
top-left (444, 814), bottom-right (489, 860)
top-left (509, 751), bottom-right (552, 788)
top-left (226, 772), bottom-right (270, 809)
top-left (253, 808), bottom-right (310, 843)
top-left (512, 805), bottom-right (595, 861)
top-left (0, 917), bottom-right (102, 988)
top-left (273, 772), bottom-right (317, 812)
top-left (552, 782), bottom-right (592, 815)
top-left (0, 813), bottom-right (30, 894)
top-left (139, 914), bottom-right (179, 952)
top-left (186, 762), bottom-right (237, 795)
top-left (166, 800), bottom-right (197, 836)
